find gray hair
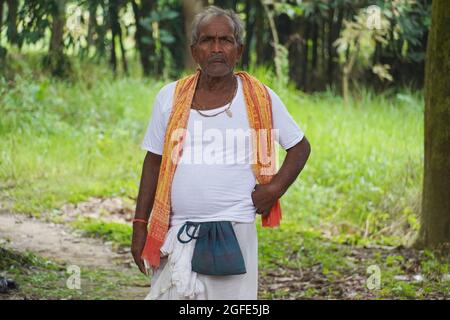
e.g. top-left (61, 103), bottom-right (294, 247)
top-left (191, 6), bottom-right (244, 46)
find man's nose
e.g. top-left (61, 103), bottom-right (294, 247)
top-left (211, 38), bottom-right (222, 53)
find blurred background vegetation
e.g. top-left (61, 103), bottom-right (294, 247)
top-left (1, 0), bottom-right (448, 300)
top-left (0, 0), bottom-right (431, 90)
top-left (0, 0), bottom-right (430, 245)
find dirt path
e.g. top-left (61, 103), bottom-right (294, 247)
top-left (1, 200), bottom-right (448, 300)
top-left (0, 211), bottom-right (149, 300)
top-left (0, 213), bottom-right (120, 267)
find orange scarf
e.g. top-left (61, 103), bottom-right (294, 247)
top-left (142, 70), bottom-right (282, 268)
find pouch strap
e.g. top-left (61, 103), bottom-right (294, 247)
top-left (177, 221), bottom-right (202, 244)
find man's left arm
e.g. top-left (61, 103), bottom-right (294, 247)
top-left (252, 136), bottom-right (311, 217)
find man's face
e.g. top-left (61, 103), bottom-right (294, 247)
top-left (191, 15), bottom-right (243, 77)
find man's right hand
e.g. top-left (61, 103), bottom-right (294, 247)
top-left (132, 151), bottom-right (162, 276)
top-left (131, 223), bottom-right (148, 275)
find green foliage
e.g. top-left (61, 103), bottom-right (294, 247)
top-left (0, 56), bottom-right (164, 214)
top-left (140, 2), bottom-right (180, 77)
top-left (0, 0), bottom-right (431, 89)
top-left (16, 0), bottom-right (54, 46)
top-left (0, 247), bottom-right (61, 271)
top-left (42, 52), bottom-right (73, 78)
top-left (421, 250), bottom-right (450, 281)
top-left (72, 217), bottom-right (132, 247)
top-left (0, 246), bottom-right (148, 299)
top-left (376, 0), bottom-right (431, 62)
top-left (374, 249), bottom-right (450, 299)
top-left (335, 6), bottom-right (391, 80)
top-left (273, 1), bottom-right (304, 18)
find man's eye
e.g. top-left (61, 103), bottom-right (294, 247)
top-left (219, 38), bottom-right (233, 43)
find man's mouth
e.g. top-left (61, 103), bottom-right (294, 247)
top-left (209, 58), bottom-right (226, 64)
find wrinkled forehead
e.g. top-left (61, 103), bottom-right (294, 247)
top-left (197, 15), bottom-right (235, 38)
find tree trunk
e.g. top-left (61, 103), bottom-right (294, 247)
top-left (288, 32), bottom-right (302, 89)
top-left (182, 0), bottom-right (204, 71)
top-left (321, 17), bottom-right (326, 67)
top-left (132, 0), bottom-right (155, 76)
top-left (6, 0), bottom-right (18, 45)
top-left (118, 22), bottom-right (128, 75)
top-left (0, 0), bottom-right (4, 44)
top-left (108, 0), bottom-right (118, 73)
top-left (255, 1), bottom-right (271, 66)
top-left (0, 0), bottom-right (5, 59)
top-left (261, 1), bottom-right (282, 81)
top-left (242, 0), bottom-right (255, 69)
top-left (328, 3), bottom-right (344, 88)
top-left (87, 2), bottom-right (98, 53)
top-left (327, 5), bottom-right (335, 87)
top-left (45, 0), bottom-right (70, 77)
top-left (311, 19), bottom-right (318, 69)
top-left (416, 0), bottom-right (450, 248)
top-left (107, 0), bottom-right (128, 75)
top-left (49, 1), bottom-right (66, 55)
top-left (110, 0), bottom-right (128, 75)
top-left (110, 36), bottom-right (117, 72)
top-left (301, 19), bottom-right (310, 91)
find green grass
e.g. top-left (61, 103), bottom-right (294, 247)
top-left (0, 246), bottom-right (149, 300)
top-left (281, 87), bottom-right (422, 242)
top-left (256, 226), bottom-right (449, 299)
top-left (371, 249), bottom-right (450, 299)
top-left (71, 217), bottom-right (132, 248)
top-left (1, 62), bottom-right (164, 215)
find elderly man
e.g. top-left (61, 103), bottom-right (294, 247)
top-left (131, 6), bottom-right (311, 300)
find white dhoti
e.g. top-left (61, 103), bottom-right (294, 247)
top-left (145, 221), bottom-right (258, 300)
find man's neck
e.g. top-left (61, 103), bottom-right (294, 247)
top-left (197, 71), bottom-right (235, 93)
